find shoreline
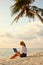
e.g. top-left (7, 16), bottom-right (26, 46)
top-left (0, 52), bottom-right (43, 65)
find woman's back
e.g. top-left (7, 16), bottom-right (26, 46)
top-left (21, 46), bottom-right (27, 54)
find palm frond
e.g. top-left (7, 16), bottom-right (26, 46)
top-left (39, 8), bottom-right (43, 16)
top-left (11, 0), bottom-right (43, 24)
top-left (11, 9), bottom-right (25, 24)
top-left (27, 10), bottom-right (34, 18)
top-left (31, 6), bottom-right (39, 12)
top-left (11, 1), bottom-right (23, 15)
top-left (31, 6), bottom-right (43, 16)
top-left (11, 0), bottom-right (35, 15)
top-left (11, 0), bottom-right (35, 17)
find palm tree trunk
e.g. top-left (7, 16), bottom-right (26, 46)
top-left (29, 10), bottom-right (43, 24)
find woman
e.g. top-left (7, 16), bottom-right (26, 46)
top-left (10, 41), bottom-right (27, 59)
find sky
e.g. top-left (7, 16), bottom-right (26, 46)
top-left (0, 0), bottom-right (43, 48)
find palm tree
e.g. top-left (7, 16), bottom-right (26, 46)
top-left (11, 0), bottom-right (43, 24)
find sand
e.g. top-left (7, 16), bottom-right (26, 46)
top-left (0, 52), bottom-right (43, 65)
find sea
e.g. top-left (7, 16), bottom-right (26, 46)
top-left (0, 48), bottom-right (43, 59)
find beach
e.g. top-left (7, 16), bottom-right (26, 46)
top-left (0, 52), bottom-right (43, 65)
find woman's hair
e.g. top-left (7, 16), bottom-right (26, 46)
top-left (20, 41), bottom-right (26, 47)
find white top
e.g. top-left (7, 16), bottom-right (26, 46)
top-left (20, 46), bottom-right (27, 54)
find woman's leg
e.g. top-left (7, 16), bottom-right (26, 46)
top-left (10, 52), bottom-right (20, 59)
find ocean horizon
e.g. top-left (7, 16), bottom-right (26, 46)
top-left (0, 48), bottom-right (43, 59)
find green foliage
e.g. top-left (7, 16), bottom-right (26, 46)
top-left (11, 0), bottom-right (35, 15)
top-left (31, 6), bottom-right (43, 16)
top-left (11, 0), bottom-right (43, 23)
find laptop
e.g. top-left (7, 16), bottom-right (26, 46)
top-left (13, 48), bottom-right (18, 52)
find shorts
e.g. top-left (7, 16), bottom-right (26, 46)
top-left (20, 53), bottom-right (27, 58)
